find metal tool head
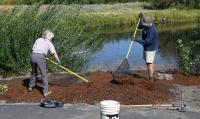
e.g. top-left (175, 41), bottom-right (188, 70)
top-left (88, 82), bottom-right (94, 86)
top-left (115, 59), bottom-right (130, 73)
top-left (176, 104), bottom-right (186, 112)
top-left (83, 81), bottom-right (94, 87)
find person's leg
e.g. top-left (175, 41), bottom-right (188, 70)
top-left (145, 51), bottom-right (156, 80)
top-left (152, 63), bottom-right (156, 75)
top-left (29, 58), bottom-right (37, 90)
top-left (147, 63), bottom-right (154, 79)
top-left (37, 56), bottom-right (49, 95)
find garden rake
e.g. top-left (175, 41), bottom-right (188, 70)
top-left (112, 18), bottom-right (141, 83)
top-left (46, 58), bottom-right (92, 85)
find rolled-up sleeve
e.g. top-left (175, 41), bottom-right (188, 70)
top-left (48, 41), bottom-right (56, 54)
top-left (32, 39), bottom-right (38, 51)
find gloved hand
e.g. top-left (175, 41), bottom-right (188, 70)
top-left (138, 13), bottom-right (144, 29)
top-left (57, 59), bottom-right (61, 65)
top-left (132, 37), bottom-right (140, 41)
top-left (133, 38), bottom-right (141, 43)
top-left (131, 37), bottom-right (135, 41)
top-left (138, 12), bottom-right (143, 19)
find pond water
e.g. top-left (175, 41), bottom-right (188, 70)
top-left (87, 23), bottom-right (199, 71)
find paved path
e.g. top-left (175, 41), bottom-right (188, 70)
top-left (0, 103), bottom-right (200, 119)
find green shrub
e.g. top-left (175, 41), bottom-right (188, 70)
top-left (0, 4), bottom-right (96, 77)
top-left (176, 39), bottom-right (200, 75)
top-left (175, 16), bottom-right (200, 75)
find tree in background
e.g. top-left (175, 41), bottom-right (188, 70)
top-left (0, 0), bottom-right (149, 5)
top-left (151, 0), bottom-right (200, 9)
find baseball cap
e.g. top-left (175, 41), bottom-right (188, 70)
top-left (142, 16), bottom-right (153, 27)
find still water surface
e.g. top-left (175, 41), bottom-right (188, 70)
top-left (87, 23), bottom-right (198, 71)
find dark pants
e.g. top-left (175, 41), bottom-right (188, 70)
top-left (29, 53), bottom-right (48, 94)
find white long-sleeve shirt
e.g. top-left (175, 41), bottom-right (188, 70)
top-left (32, 38), bottom-right (56, 55)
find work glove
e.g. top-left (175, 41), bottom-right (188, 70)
top-left (133, 37), bottom-right (141, 42)
top-left (138, 12), bottom-right (143, 19)
top-left (57, 59), bottom-right (61, 65)
top-left (138, 13), bottom-right (144, 29)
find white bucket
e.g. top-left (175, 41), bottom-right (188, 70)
top-left (100, 100), bottom-right (120, 119)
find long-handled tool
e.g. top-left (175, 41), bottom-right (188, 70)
top-left (112, 18), bottom-right (141, 82)
top-left (121, 91), bottom-right (186, 112)
top-left (175, 91), bottom-right (186, 112)
top-left (121, 104), bottom-right (172, 108)
top-left (46, 57), bottom-right (90, 83)
top-left (121, 103), bottom-right (186, 112)
top-left (125, 18), bottom-right (141, 59)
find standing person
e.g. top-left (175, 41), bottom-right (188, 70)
top-left (134, 16), bottom-right (158, 81)
top-left (29, 30), bottom-right (61, 97)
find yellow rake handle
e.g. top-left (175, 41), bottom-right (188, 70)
top-left (126, 18), bottom-right (141, 59)
top-left (46, 57), bottom-right (90, 83)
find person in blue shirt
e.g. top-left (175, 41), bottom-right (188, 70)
top-left (134, 16), bottom-right (158, 81)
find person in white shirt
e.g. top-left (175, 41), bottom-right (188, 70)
top-left (29, 30), bottom-right (60, 97)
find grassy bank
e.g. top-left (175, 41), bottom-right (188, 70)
top-left (79, 3), bottom-right (200, 26)
top-left (0, 0), bottom-right (146, 5)
top-left (1, 3), bottom-right (200, 27)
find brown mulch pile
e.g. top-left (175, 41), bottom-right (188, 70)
top-left (0, 71), bottom-right (169, 104)
top-left (0, 71), bottom-right (199, 104)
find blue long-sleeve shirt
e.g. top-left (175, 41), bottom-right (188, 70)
top-left (135, 24), bottom-right (158, 51)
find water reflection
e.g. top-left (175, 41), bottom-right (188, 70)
top-left (87, 23), bottom-right (199, 71)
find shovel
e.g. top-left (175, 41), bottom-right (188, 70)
top-left (112, 18), bottom-right (141, 83)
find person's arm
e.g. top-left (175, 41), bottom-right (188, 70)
top-left (134, 29), bottom-right (152, 45)
top-left (144, 29), bottom-right (153, 45)
top-left (48, 42), bottom-right (60, 64)
top-left (53, 53), bottom-right (60, 64)
top-left (32, 39), bottom-right (38, 51)
top-left (134, 38), bottom-right (147, 45)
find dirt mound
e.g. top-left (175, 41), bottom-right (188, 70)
top-left (0, 71), bottom-right (172, 105)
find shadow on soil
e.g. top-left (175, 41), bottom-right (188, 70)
top-left (22, 78), bottom-right (44, 95)
top-left (110, 71), bottom-right (148, 85)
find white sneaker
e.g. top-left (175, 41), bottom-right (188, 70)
top-left (28, 87), bottom-right (32, 92)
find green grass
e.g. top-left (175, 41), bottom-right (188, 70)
top-left (79, 3), bottom-right (200, 26)
top-left (0, 0), bottom-right (150, 5)
top-left (1, 3), bottom-right (200, 27)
